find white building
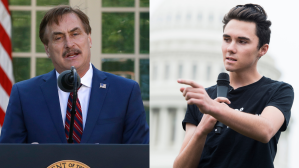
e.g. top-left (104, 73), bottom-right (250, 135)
top-left (150, 0), bottom-right (287, 167)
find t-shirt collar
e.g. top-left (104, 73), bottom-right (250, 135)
top-left (229, 76), bottom-right (265, 93)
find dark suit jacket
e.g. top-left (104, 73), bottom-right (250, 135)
top-left (0, 66), bottom-right (149, 143)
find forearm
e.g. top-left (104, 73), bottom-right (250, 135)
top-left (173, 128), bottom-right (207, 168)
top-left (209, 105), bottom-right (273, 143)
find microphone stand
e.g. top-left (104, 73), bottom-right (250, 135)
top-left (68, 66), bottom-right (78, 143)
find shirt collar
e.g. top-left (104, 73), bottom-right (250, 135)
top-left (56, 63), bottom-right (93, 88)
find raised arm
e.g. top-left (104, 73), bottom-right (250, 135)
top-left (178, 79), bottom-right (292, 143)
top-left (209, 104), bottom-right (284, 143)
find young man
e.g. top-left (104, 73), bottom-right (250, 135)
top-left (174, 4), bottom-right (294, 168)
top-left (0, 6), bottom-right (149, 144)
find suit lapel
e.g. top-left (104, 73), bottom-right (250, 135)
top-left (81, 66), bottom-right (108, 143)
top-left (40, 70), bottom-right (67, 143)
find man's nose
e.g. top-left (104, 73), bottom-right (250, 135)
top-left (227, 41), bottom-right (237, 53)
top-left (64, 36), bottom-right (74, 48)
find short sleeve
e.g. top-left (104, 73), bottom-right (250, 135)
top-left (182, 86), bottom-right (216, 131)
top-left (182, 104), bottom-right (203, 131)
top-left (267, 83), bottom-right (294, 131)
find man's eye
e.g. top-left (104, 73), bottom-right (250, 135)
top-left (240, 40), bottom-right (247, 44)
top-left (55, 37), bottom-right (61, 40)
top-left (224, 38), bottom-right (230, 42)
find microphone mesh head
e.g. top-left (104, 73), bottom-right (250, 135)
top-left (217, 72), bottom-right (230, 86)
top-left (58, 70), bottom-right (81, 92)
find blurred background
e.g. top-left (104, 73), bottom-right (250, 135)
top-left (0, 0), bottom-right (149, 132)
top-left (150, 0), bottom-right (299, 168)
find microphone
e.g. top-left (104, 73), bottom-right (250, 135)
top-left (215, 72), bottom-right (230, 134)
top-left (57, 66), bottom-right (81, 92)
top-left (57, 66), bottom-right (81, 143)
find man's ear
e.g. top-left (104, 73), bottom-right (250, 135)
top-left (88, 34), bottom-right (92, 48)
top-left (258, 44), bottom-right (269, 58)
top-left (44, 44), bottom-right (50, 58)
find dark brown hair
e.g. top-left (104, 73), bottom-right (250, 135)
top-left (39, 5), bottom-right (91, 45)
top-left (223, 4), bottom-right (271, 49)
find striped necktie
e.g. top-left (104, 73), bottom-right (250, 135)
top-left (65, 84), bottom-right (83, 143)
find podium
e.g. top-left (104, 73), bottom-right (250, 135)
top-left (0, 144), bottom-right (149, 168)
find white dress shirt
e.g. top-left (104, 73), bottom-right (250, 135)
top-left (56, 63), bottom-right (93, 130)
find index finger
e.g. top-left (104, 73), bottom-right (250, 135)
top-left (177, 79), bottom-right (203, 88)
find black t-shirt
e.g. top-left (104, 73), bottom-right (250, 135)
top-left (182, 76), bottom-right (294, 168)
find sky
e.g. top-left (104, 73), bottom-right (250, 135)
top-left (151, 0), bottom-right (299, 167)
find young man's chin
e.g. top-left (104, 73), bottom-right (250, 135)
top-left (223, 66), bottom-right (233, 72)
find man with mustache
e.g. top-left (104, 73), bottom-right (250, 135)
top-left (174, 4), bottom-right (293, 168)
top-left (0, 6), bottom-right (149, 144)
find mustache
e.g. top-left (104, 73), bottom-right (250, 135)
top-left (62, 48), bottom-right (82, 57)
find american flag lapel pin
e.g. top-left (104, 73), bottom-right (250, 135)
top-left (100, 83), bottom-right (106, 89)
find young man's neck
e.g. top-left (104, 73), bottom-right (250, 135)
top-left (229, 69), bottom-right (262, 89)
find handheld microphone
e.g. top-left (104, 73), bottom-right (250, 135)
top-left (57, 66), bottom-right (81, 92)
top-left (215, 72), bottom-right (230, 134)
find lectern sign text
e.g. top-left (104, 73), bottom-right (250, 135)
top-left (47, 160), bottom-right (90, 168)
